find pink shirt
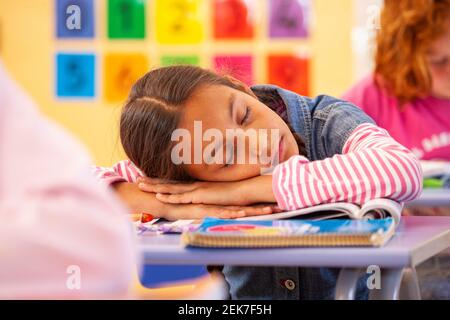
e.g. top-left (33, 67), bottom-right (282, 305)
top-left (343, 75), bottom-right (450, 161)
top-left (0, 61), bottom-right (136, 299)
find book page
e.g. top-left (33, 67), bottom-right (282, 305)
top-left (237, 202), bottom-right (361, 221)
top-left (359, 198), bottom-right (402, 226)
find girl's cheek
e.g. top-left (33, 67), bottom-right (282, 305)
top-left (432, 68), bottom-right (449, 79)
top-left (214, 165), bottom-right (261, 181)
top-left (430, 67), bottom-right (450, 87)
top-left (234, 164), bottom-right (263, 180)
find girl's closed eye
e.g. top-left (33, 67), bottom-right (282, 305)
top-left (241, 106), bottom-right (251, 125)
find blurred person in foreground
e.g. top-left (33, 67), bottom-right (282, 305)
top-left (0, 60), bottom-right (136, 299)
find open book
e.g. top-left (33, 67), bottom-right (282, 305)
top-left (237, 198), bottom-right (403, 226)
top-left (139, 198), bottom-right (403, 235)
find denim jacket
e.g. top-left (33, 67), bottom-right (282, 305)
top-left (222, 85), bottom-right (375, 300)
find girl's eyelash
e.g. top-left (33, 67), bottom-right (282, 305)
top-left (241, 106), bottom-right (251, 125)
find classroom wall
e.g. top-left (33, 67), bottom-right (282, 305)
top-left (0, 0), bottom-right (354, 166)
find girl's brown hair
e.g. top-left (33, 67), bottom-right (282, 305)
top-left (375, 0), bottom-right (450, 104)
top-left (120, 65), bottom-right (304, 181)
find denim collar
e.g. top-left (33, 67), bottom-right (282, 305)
top-left (251, 84), bottom-right (312, 159)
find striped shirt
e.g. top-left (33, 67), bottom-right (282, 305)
top-left (93, 123), bottom-right (423, 210)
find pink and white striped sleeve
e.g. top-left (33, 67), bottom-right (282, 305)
top-left (92, 160), bottom-right (145, 186)
top-left (272, 123), bottom-right (423, 211)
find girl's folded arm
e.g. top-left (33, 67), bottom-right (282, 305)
top-left (92, 161), bottom-right (168, 214)
top-left (272, 123), bottom-right (423, 211)
top-left (92, 160), bottom-right (144, 186)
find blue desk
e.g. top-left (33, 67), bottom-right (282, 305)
top-left (138, 216), bottom-right (450, 300)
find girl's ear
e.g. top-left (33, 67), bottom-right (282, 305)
top-left (222, 75), bottom-right (258, 99)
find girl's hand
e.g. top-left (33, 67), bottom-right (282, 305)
top-left (162, 203), bottom-right (282, 221)
top-left (113, 181), bottom-right (280, 221)
top-left (136, 175), bottom-right (276, 206)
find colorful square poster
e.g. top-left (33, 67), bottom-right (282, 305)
top-left (108, 0), bottom-right (146, 39)
top-left (156, 0), bottom-right (204, 44)
top-left (161, 55), bottom-right (200, 66)
top-left (213, 0), bottom-right (254, 39)
top-left (56, 53), bottom-right (95, 98)
top-left (269, 0), bottom-right (310, 38)
top-left (56, 0), bottom-right (95, 38)
top-left (268, 54), bottom-right (309, 95)
top-left (214, 55), bottom-right (253, 86)
top-left (104, 53), bottom-right (148, 102)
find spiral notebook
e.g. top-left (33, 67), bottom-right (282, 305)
top-left (181, 217), bottom-right (396, 248)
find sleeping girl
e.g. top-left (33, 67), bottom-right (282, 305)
top-left (94, 65), bottom-right (422, 299)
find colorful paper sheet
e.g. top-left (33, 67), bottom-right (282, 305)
top-left (56, 53), bottom-right (95, 98)
top-left (155, 0), bottom-right (204, 44)
top-left (103, 53), bottom-right (148, 102)
top-left (56, 0), bottom-right (95, 38)
top-left (108, 0), bottom-right (146, 39)
top-left (214, 55), bottom-right (253, 86)
top-left (213, 0), bottom-right (254, 39)
top-left (268, 54), bottom-right (309, 95)
top-left (269, 0), bottom-right (310, 38)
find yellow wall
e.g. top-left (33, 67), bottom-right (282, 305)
top-left (0, 0), bottom-right (354, 166)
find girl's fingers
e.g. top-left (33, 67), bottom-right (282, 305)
top-left (155, 192), bottom-right (193, 204)
top-left (272, 205), bottom-right (283, 213)
top-left (217, 210), bottom-right (247, 219)
top-left (136, 177), bottom-right (180, 185)
top-left (136, 177), bottom-right (167, 184)
top-left (167, 204), bottom-right (246, 220)
top-left (170, 204), bottom-right (280, 220)
top-left (138, 182), bottom-right (198, 194)
top-left (216, 206), bottom-right (275, 219)
top-left (192, 204), bottom-right (245, 219)
top-left (237, 206), bottom-right (274, 216)
top-left (189, 205), bottom-right (245, 220)
top-left (233, 203), bottom-right (281, 212)
top-left (221, 205), bottom-right (250, 211)
top-left (210, 206), bottom-right (247, 219)
top-left (198, 204), bottom-right (282, 218)
top-left (235, 204), bottom-right (284, 217)
top-left (222, 204), bottom-right (279, 211)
